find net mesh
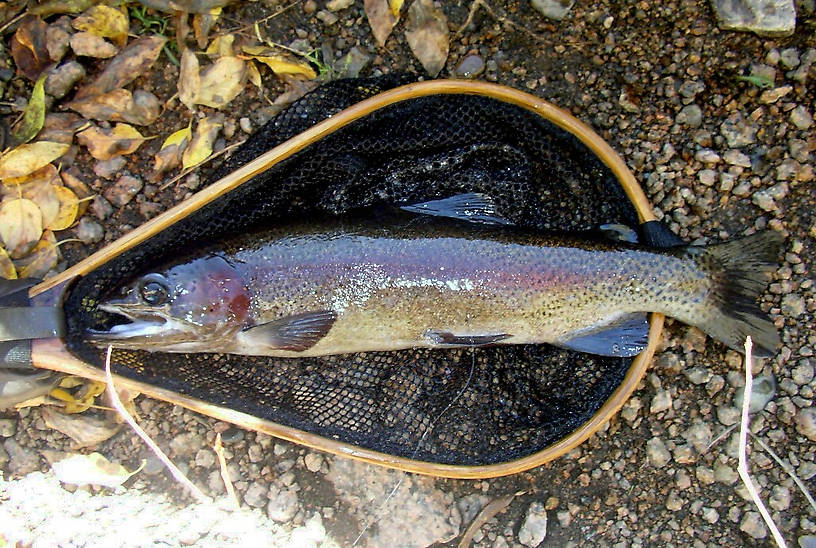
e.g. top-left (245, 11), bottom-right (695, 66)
top-left (63, 77), bottom-right (641, 466)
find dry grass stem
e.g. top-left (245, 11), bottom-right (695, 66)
top-left (104, 345), bottom-right (211, 505)
top-left (458, 491), bottom-right (524, 548)
top-left (158, 139), bottom-right (247, 190)
top-left (214, 432), bottom-right (240, 510)
top-left (750, 432), bottom-right (816, 514)
top-left (738, 337), bottom-right (787, 548)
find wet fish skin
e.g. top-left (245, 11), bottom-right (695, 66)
top-left (87, 214), bottom-right (782, 358)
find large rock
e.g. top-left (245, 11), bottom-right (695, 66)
top-left (710, 0), bottom-right (796, 37)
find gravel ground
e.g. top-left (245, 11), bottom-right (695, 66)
top-left (2, 0), bottom-right (816, 546)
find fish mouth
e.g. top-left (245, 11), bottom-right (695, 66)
top-left (87, 302), bottom-right (191, 342)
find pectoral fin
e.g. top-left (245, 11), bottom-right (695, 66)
top-left (556, 313), bottom-right (649, 357)
top-left (424, 329), bottom-right (512, 347)
top-left (400, 193), bottom-right (513, 226)
top-left (241, 310), bottom-right (337, 352)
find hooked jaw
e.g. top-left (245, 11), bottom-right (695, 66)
top-left (87, 301), bottom-right (193, 343)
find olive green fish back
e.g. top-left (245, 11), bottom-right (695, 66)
top-left (63, 77), bottom-right (641, 466)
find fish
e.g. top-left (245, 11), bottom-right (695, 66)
top-left (87, 194), bottom-right (783, 359)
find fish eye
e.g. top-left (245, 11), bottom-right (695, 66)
top-left (138, 274), bottom-right (170, 306)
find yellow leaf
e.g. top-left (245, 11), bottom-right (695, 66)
top-left (22, 180), bottom-right (59, 230)
top-left (48, 186), bottom-right (79, 231)
top-left (389, 0), bottom-right (404, 17)
top-left (193, 7), bottom-right (221, 49)
top-left (0, 142), bottom-right (71, 180)
top-left (2, 163), bottom-right (60, 187)
top-left (0, 246), bottom-right (16, 279)
top-left (14, 238), bottom-right (58, 278)
top-left (152, 126), bottom-right (191, 179)
top-left (243, 50), bottom-right (316, 79)
top-left (76, 124), bottom-right (146, 160)
top-left (52, 452), bottom-right (140, 488)
top-left (162, 126), bottom-right (192, 149)
top-left (11, 73), bottom-right (47, 145)
top-left (72, 5), bottom-right (129, 45)
top-left (196, 56), bottom-right (246, 109)
top-left (247, 59), bottom-right (262, 91)
top-left (182, 116), bottom-right (222, 170)
top-left (204, 33), bottom-right (234, 57)
top-left (0, 198), bottom-right (43, 258)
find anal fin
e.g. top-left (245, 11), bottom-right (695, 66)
top-left (424, 329), bottom-right (512, 347)
top-left (400, 193), bottom-right (513, 226)
top-left (241, 310), bottom-right (337, 352)
top-left (556, 313), bottom-right (649, 357)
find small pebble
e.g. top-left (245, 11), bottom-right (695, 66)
top-left (220, 427), bottom-right (245, 444)
top-left (316, 10), bottom-right (339, 25)
top-left (304, 453), bottom-right (323, 473)
top-left (45, 61), bottom-right (85, 99)
top-left (239, 117), bottom-right (253, 134)
top-left (326, 0), bottom-right (353, 10)
top-left (684, 367), bottom-right (711, 385)
top-left (790, 106), bottom-right (813, 130)
top-left (676, 104), bottom-right (703, 127)
top-left (734, 375), bottom-right (777, 413)
top-left (795, 408), bottom-right (816, 440)
top-left (650, 389), bottom-right (672, 414)
top-left (518, 501), bottom-right (548, 547)
top-left (104, 175), bottom-right (143, 207)
top-left (76, 217), bottom-right (104, 244)
top-left (456, 54), bottom-right (485, 79)
top-left (646, 437), bottom-right (671, 467)
top-left (740, 511), bottom-right (768, 539)
top-left (0, 418), bottom-right (16, 437)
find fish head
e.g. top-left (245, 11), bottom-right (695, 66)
top-left (88, 255), bottom-right (251, 351)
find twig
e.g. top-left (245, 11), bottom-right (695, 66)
top-left (104, 345), bottom-right (211, 505)
top-left (738, 337), bottom-right (787, 548)
top-left (0, 11), bottom-right (24, 35)
top-left (214, 432), bottom-right (240, 510)
top-left (454, 0), bottom-right (542, 42)
top-left (750, 432), bottom-right (816, 514)
top-left (458, 491), bottom-right (525, 548)
top-left (158, 139), bottom-right (246, 191)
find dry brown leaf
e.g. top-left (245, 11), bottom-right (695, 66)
top-left (137, 0), bottom-right (233, 14)
top-left (246, 59), bottom-right (262, 91)
top-left (70, 31), bottom-right (119, 58)
top-left (30, 0), bottom-right (95, 17)
top-left (21, 180), bottom-right (59, 229)
top-left (10, 16), bottom-right (52, 81)
top-left (204, 33), bottom-right (235, 57)
top-left (177, 47), bottom-right (200, 111)
top-left (194, 8), bottom-right (222, 49)
top-left (0, 198), bottom-right (43, 258)
top-left (74, 35), bottom-right (166, 100)
top-left (405, 0), bottom-right (449, 77)
top-left (364, 0), bottom-right (399, 47)
top-left (0, 247), bottom-right (16, 279)
top-left (196, 56), bottom-right (246, 108)
top-left (43, 407), bottom-right (122, 448)
top-left (72, 5), bottom-right (129, 46)
top-left (182, 115), bottom-right (222, 169)
top-left (0, 141), bottom-right (71, 180)
top-left (14, 237), bottom-right (58, 278)
top-left (37, 113), bottom-right (87, 144)
top-left (152, 126), bottom-right (191, 180)
top-left (52, 452), bottom-right (139, 488)
top-left (77, 124), bottom-right (146, 161)
top-left (67, 89), bottom-right (161, 126)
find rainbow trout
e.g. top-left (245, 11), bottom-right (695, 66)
top-left (89, 195), bottom-right (782, 358)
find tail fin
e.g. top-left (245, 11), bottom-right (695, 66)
top-left (691, 231), bottom-right (783, 358)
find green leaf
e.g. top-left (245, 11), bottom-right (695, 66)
top-left (735, 74), bottom-right (774, 89)
top-left (12, 74), bottom-right (47, 146)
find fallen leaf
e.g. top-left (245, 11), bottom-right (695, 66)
top-left (405, 0), bottom-right (449, 77)
top-left (14, 237), bottom-right (58, 278)
top-left (0, 247), bottom-right (16, 279)
top-left (182, 115), bottom-right (222, 169)
top-left (77, 124), bottom-right (146, 161)
top-left (60, 170), bottom-right (92, 217)
top-left (21, 180), bottom-right (59, 229)
top-left (49, 186), bottom-right (79, 230)
top-left (1, 163), bottom-right (60, 189)
top-left (50, 377), bottom-right (105, 413)
top-left (177, 47), bottom-right (200, 110)
top-left (67, 88), bottom-right (161, 126)
top-left (10, 16), bottom-right (51, 81)
top-left (246, 59), bottom-right (262, 91)
top-left (364, 0), bottom-right (399, 47)
top-left (11, 74), bottom-right (47, 146)
top-left (137, 0), bottom-right (234, 14)
top-left (0, 141), bottom-right (70, 180)
top-left (37, 113), bottom-right (88, 144)
top-left (42, 407), bottom-right (122, 448)
top-left (389, 0), bottom-right (404, 17)
top-left (52, 452), bottom-right (139, 488)
top-left (70, 31), bottom-right (118, 58)
top-left (152, 126), bottom-right (191, 180)
top-left (74, 35), bottom-right (166, 100)
top-left (31, 0), bottom-right (95, 17)
top-left (196, 56), bottom-right (246, 108)
top-left (204, 33), bottom-right (234, 57)
top-left (242, 46), bottom-right (317, 78)
top-left (72, 5), bottom-right (129, 46)
top-left (194, 7), bottom-right (221, 49)
top-left (0, 198), bottom-right (43, 258)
